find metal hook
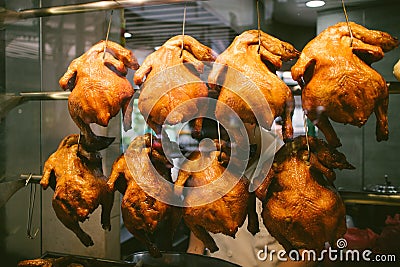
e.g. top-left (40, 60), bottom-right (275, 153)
top-left (256, 0), bottom-right (261, 54)
top-left (180, 2), bottom-right (187, 58)
top-left (341, 0), bottom-right (353, 47)
top-left (103, 9), bottom-right (114, 60)
top-left (27, 180), bottom-right (39, 239)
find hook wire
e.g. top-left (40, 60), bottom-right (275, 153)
top-left (103, 9), bottom-right (114, 60)
top-left (303, 113), bottom-right (311, 162)
top-left (341, 0), bottom-right (353, 47)
top-left (180, 2), bottom-right (187, 58)
top-left (27, 178), bottom-right (39, 239)
top-left (256, 0), bottom-right (261, 54)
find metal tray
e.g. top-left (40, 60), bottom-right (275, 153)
top-left (125, 251), bottom-right (241, 267)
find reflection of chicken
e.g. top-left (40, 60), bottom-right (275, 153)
top-left (40, 134), bottom-right (114, 247)
top-left (394, 59), bottom-right (400, 81)
top-left (59, 40), bottom-right (139, 151)
top-left (107, 134), bottom-right (181, 257)
top-left (291, 22), bottom-right (399, 147)
top-left (256, 136), bottom-right (354, 251)
top-left (175, 150), bottom-right (258, 252)
top-left (134, 35), bottom-right (216, 138)
top-left (208, 30), bottom-right (299, 143)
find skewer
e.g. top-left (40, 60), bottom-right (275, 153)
top-left (340, 0), bottom-right (353, 47)
top-left (256, 0), bottom-right (261, 54)
top-left (180, 2), bottom-right (187, 58)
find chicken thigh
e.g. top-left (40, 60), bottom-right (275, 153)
top-left (59, 40), bottom-right (139, 151)
top-left (291, 22), bottom-right (399, 147)
top-left (107, 134), bottom-right (181, 257)
top-left (256, 135), bottom-right (354, 251)
top-left (40, 134), bottom-right (114, 247)
top-left (134, 35), bottom-right (216, 138)
top-left (208, 30), bottom-right (299, 143)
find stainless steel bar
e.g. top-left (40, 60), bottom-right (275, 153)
top-left (1, 0), bottom-right (205, 24)
top-left (19, 91), bottom-right (71, 100)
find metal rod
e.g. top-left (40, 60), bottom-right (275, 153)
top-left (256, 0), bottom-right (261, 54)
top-left (180, 2), bottom-right (187, 58)
top-left (1, 0), bottom-right (204, 24)
top-left (103, 9), bottom-right (114, 60)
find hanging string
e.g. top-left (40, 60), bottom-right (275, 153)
top-left (103, 9), bottom-right (114, 60)
top-left (340, 0), bottom-right (353, 47)
top-left (27, 175), bottom-right (39, 239)
top-left (180, 2), bottom-right (187, 57)
top-left (303, 113), bottom-right (311, 162)
top-left (256, 0), bottom-right (261, 54)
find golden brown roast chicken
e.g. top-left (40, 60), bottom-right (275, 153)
top-left (208, 30), bottom-right (299, 143)
top-left (107, 134), bottom-right (181, 257)
top-left (134, 35), bottom-right (216, 138)
top-left (175, 149), bottom-right (258, 253)
top-left (59, 40), bottom-right (139, 151)
top-left (291, 22), bottom-right (399, 147)
top-left (255, 135), bottom-right (354, 251)
top-left (40, 134), bottom-right (114, 247)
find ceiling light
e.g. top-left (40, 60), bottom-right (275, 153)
top-left (305, 0), bottom-right (326, 8)
top-left (124, 32), bottom-right (132, 38)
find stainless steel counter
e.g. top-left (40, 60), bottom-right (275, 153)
top-left (339, 191), bottom-right (400, 206)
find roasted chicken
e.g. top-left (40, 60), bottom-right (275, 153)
top-left (59, 40), bottom-right (139, 151)
top-left (256, 135), bottom-right (354, 251)
top-left (40, 134), bottom-right (114, 247)
top-left (107, 134), bottom-right (181, 257)
top-left (208, 30), bottom-right (299, 144)
top-left (134, 35), bottom-right (216, 138)
top-left (291, 22), bottom-right (399, 147)
top-left (175, 149), bottom-right (258, 253)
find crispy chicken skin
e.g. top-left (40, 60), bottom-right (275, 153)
top-left (291, 22), bottom-right (399, 147)
top-left (134, 35), bottom-right (216, 138)
top-left (175, 150), bottom-right (258, 253)
top-left (256, 135), bottom-right (354, 251)
top-left (59, 40), bottom-right (139, 151)
top-left (208, 30), bottom-right (299, 143)
top-left (40, 134), bottom-right (114, 247)
top-left (107, 134), bottom-right (181, 257)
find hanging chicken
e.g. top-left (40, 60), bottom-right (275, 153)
top-left (255, 135), bottom-right (354, 251)
top-left (208, 30), bottom-right (299, 145)
top-left (291, 22), bottom-right (399, 147)
top-left (107, 134), bottom-right (181, 257)
top-left (175, 149), bottom-right (258, 253)
top-left (134, 35), bottom-right (216, 138)
top-left (59, 40), bottom-right (139, 151)
top-left (40, 134), bottom-right (114, 247)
